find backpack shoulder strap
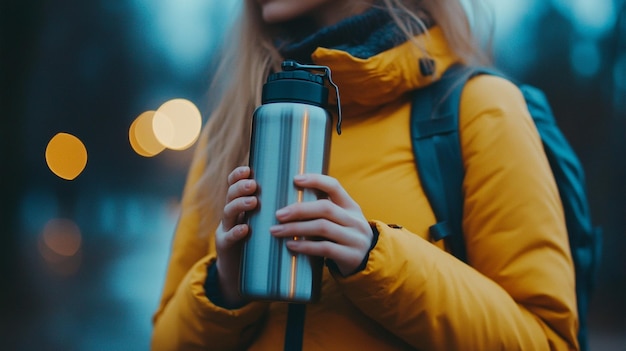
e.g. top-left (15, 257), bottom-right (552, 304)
top-left (410, 65), bottom-right (500, 262)
top-left (412, 65), bottom-right (601, 351)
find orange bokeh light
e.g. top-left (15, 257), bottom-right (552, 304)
top-left (38, 218), bottom-right (83, 276)
top-left (129, 111), bottom-right (166, 157)
top-left (129, 99), bottom-right (202, 157)
top-left (41, 218), bottom-right (82, 257)
top-left (45, 132), bottom-right (88, 180)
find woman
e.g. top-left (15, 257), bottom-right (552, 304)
top-left (152, 0), bottom-right (580, 350)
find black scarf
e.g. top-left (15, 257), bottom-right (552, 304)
top-left (277, 6), bottom-right (432, 64)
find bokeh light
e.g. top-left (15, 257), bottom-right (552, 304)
top-left (571, 40), bottom-right (602, 78)
top-left (42, 218), bottom-right (82, 257)
top-left (38, 218), bottom-right (83, 276)
top-left (45, 132), bottom-right (88, 180)
top-left (129, 99), bottom-right (202, 157)
top-left (153, 98), bottom-right (202, 150)
top-left (129, 111), bottom-right (166, 157)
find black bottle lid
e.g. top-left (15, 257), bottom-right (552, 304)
top-left (262, 70), bottom-right (329, 107)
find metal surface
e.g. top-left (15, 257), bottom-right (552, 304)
top-left (240, 102), bottom-right (331, 303)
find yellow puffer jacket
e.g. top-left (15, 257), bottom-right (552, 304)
top-left (152, 26), bottom-right (579, 350)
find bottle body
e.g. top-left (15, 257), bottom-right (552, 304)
top-left (240, 102), bottom-right (332, 303)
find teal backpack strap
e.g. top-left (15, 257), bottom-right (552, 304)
top-left (412, 64), bottom-right (600, 351)
top-left (410, 64), bottom-right (477, 262)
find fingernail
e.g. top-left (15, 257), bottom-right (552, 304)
top-left (270, 225), bottom-right (283, 233)
top-left (286, 240), bottom-right (299, 249)
top-left (276, 208), bottom-right (288, 218)
top-left (294, 174), bottom-right (305, 181)
top-left (234, 225), bottom-right (246, 237)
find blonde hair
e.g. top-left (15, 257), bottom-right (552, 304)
top-left (185, 0), bottom-right (492, 237)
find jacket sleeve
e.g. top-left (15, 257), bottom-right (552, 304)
top-left (330, 75), bottom-right (579, 350)
top-left (151, 136), bottom-right (268, 350)
top-left (152, 255), bottom-right (268, 351)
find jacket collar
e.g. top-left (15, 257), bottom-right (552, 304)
top-left (277, 6), bottom-right (459, 118)
top-left (311, 26), bottom-right (460, 116)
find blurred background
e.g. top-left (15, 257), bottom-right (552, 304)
top-left (1, 0), bottom-right (624, 350)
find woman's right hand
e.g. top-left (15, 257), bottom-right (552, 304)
top-left (215, 166), bottom-right (257, 306)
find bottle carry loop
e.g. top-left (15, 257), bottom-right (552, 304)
top-left (281, 60), bottom-right (343, 135)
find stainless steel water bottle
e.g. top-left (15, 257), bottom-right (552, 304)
top-left (239, 61), bottom-right (342, 303)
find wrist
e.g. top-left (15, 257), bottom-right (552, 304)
top-left (206, 261), bottom-right (247, 309)
top-left (327, 223), bottom-right (380, 277)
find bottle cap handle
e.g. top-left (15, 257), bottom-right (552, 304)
top-left (282, 60), bottom-right (342, 135)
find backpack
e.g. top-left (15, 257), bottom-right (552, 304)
top-left (410, 64), bottom-right (602, 351)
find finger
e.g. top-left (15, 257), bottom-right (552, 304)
top-left (271, 218), bottom-right (340, 241)
top-left (293, 174), bottom-right (359, 210)
top-left (275, 199), bottom-right (364, 230)
top-left (222, 196), bottom-right (257, 229)
top-left (227, 166), bottom-right (251, 186)
top-left (217, 223), bottom-right (249, 250)
top-left (270, 219), bottom-right (371, 249)
top-left (225, 178), bottom-right (257, 203)
top-left (285, 239), bottom-right (363, 271)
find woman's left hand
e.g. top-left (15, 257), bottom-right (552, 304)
top-left (270, 174), bottom-right (374, 276)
